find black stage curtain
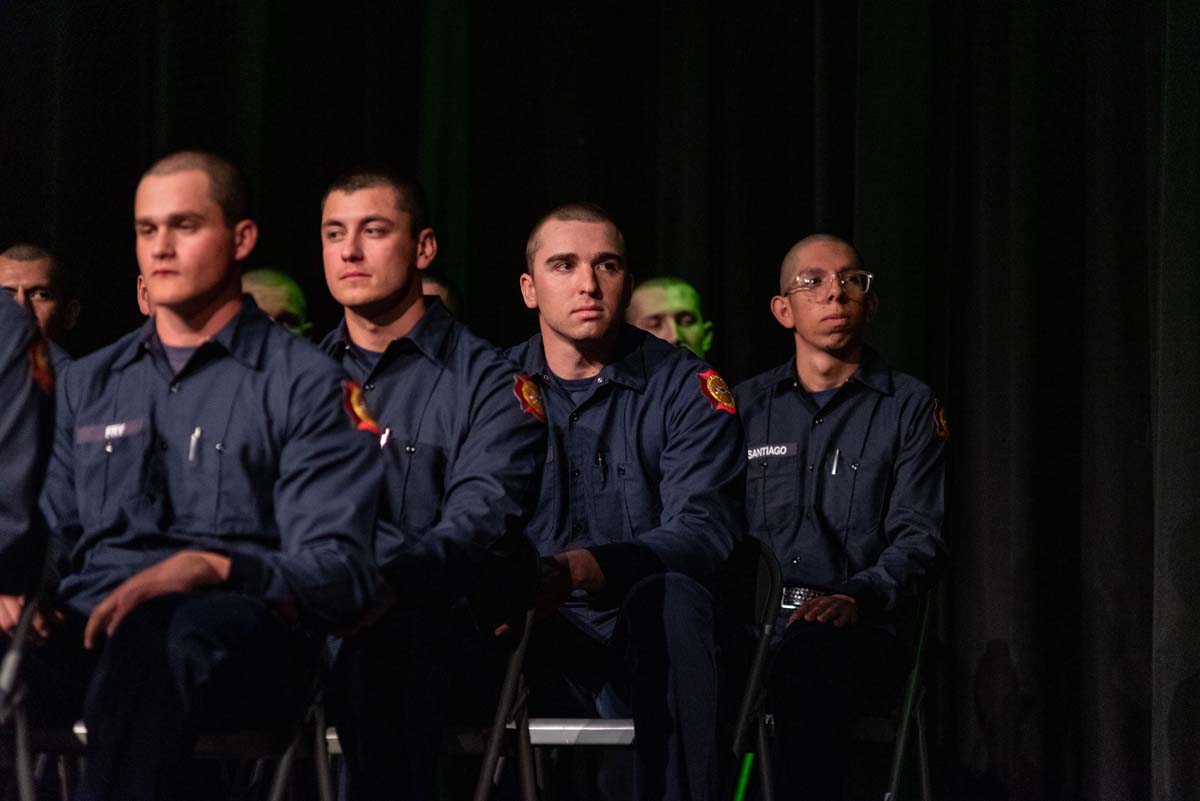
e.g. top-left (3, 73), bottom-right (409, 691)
top-left (2, 2), bottom-right (1197, 799)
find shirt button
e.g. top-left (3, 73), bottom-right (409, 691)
top-left (571, 466), bottom-right (581, 479)
top-left (169, 383), bottom-right (181, 393)
top-left (365, 383), bottom-right (375, 391)
top-left (814, 417), bottom-right (823, 425)
top-left (159, 441), bottom-right (168, 452)
top-left (569, 412), bottom-right (579, 423)
top-left (596, 377), bottom-right (605, 384)
top-left (214, 442), bottom-right (225, 453)
top-left (807, 464), bottom-right (814, 471)
top-left (571, 520), bottom-right (583, 534)
top-left (616, 465), bottom-right (626, 477)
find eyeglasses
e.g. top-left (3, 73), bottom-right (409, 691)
top-left (783, 270), bottom-right (874, 300)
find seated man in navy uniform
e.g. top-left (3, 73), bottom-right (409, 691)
top-left (318, 170), bottom-right (545, 801)
top-left (0, 243), bottom-right (80, 370)
top-left (507, 202), bottom-right (745, 801)
top-left (1, 151), bottom-right (381, 801)
top-left (734, 234), bottom-right (946, 801)
top-left (0, 296), bottom-right (53, 597)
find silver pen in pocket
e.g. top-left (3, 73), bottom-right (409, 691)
top-left (188, 427), bottom-right (202, 463)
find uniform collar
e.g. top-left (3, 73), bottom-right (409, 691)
top-left (112, 295), bottom-right (271, 371)
top-left (521, 324), bottom-right (650, 393)
top-left (324, 297), bottom-right (456, 366)
top-left (772, 344), bottom-right (894, 396)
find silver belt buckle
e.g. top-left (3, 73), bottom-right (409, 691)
top-left (780, 585), bottom-right (827, 609)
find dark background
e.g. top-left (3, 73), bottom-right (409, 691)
top-left (2, 2), bottom-right (1197, 799)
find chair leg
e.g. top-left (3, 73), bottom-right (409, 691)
top-left (266, 731), bottom-right (301, 801)
top-left (56, 754), bottom-right (80, 800)
top-left (915, 701), bottom-right (931, 801)
top-left (313, 704), bottom-right (334, 801)
top-left (515, 701), bottom-right (537, 801)
top-left (13, 706), bottom-right (34, 801)
top-left (756, 714), bottom-right (774, 801)
top-left (474, 609), bottom-right (536, 801)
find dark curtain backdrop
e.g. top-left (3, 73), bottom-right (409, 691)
top-left (2, 2), bottom-right (1197, 799)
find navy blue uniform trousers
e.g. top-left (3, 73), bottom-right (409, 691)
top-left (5, 592), bottom-right (318, 801)
top-left (765, 618), bottom-right (905, 801)
top-left (329, 604), bottom-right (509, 801)
top-left (526, 573), bottom-right (720, 801)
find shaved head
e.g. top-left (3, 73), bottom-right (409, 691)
top-left (778, 234), bottom-right (861, 293)
top-left (525, 202), bottom-right (626, 272)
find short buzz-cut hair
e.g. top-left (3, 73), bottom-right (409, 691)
top-left (0, 242), bottom-right (76, 297)
top-left (143, 150), bottom-right (250, 227)
top-left (524, 201), bottom-right (627, 273)
top-left (778, 233), bottom-right (864, 293)
top-left (320, 169), bottom-right (430, 235)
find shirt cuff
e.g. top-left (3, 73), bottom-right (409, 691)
top-left (827, 578), bottom-right (885, 617)
top-left (225, 551), bottom-right (270, 596)
top-left (586, 542), bottom-right (666, 608)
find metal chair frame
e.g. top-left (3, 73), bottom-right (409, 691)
top-left (732, 588), bottom-right (936, 801)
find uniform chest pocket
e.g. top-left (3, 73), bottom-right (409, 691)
top-left (72, 426), bottom-right (153, 527)
top-left (384, 442), bottom-right (447, 533)
top-left (749, 454), bottom-right (800, 535)
top-left (821, 455), bottom-right (891, 536)
top-left (204, 433), bottom-right (278, 534)
top-left (617, 461), bottom-right (662, 540)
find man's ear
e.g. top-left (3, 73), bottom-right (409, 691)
top-left (232, 220), bottom-right (259, 262)
top-left (415, 228), bottom-right (438, 270)
top-left (519, 272), bottom-right (538, 310)
top-left (770, 295), bottom-right (793, 329)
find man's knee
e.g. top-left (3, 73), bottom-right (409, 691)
top-left (624, 573), bottom-right (714, 627)
top-left (620, 572), bottom-right (717, 661)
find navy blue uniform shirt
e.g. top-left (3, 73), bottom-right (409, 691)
top-left (734, 347), bottom-right (946, 616)
top-left (39, 297), bottom-right (381, 627)
top-left (321, 298), bottom-right (545, 606)
top-left (0, 298), bottom-right (53, 593)
top-left (507, 325), bottom-right (745, 637)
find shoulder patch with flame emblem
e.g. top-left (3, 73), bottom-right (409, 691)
top-left (513, 374), bottom-right (546, 422)
top-left (697, 369), bottom-right (736, 414)
top-left (932, 398), bottom-right (949, 441)
top-left (342, 380), bottom-right (381, 435)
top-left (28, 335), bottom-right (53, 395)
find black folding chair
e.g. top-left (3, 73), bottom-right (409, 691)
top-left (0, 593), bottom-right (46, 801)
top-left (1, 593), bottom-right (333, 801)
top-left (456, 533), bottom-right (540, 801)
top-left (722, 536), bottom-right (783, 801)
top-left (872, 593), bottom-right (934, 801)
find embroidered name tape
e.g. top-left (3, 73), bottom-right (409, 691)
top-left (747, 442), bottom-right (797, 460)
top-left (76, 418), bottom-right (146, 444)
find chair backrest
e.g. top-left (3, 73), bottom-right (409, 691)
top-left (717, 534), bottom-right (783, 628)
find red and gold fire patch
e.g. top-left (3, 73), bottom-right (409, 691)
top-left (513, 374), bottom-right (546, 422)
top-left (697, 369), bottom-right (736, 414)
top-left (932, 398), bottom-right (949, 441)
top-left (342, 380), bottom-right (381, 435)
top-left (28, 335), bottom-right (53, 395)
